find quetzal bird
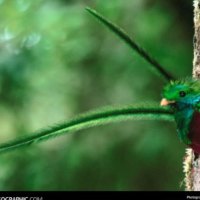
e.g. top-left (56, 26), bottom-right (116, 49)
top-left (86, 8), bottom-right (200, 154)
top-left (161, 79), bottom-right (200, 154)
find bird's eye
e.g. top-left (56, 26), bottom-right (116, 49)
top-left (179, 91), bottom-right (186, 97)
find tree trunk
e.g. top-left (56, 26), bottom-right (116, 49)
top-left (184, 0), bottom-right (200, 191)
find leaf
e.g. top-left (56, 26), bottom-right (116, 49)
top-left (0, 104), bottom-right (174, 154)
top-left (86, 7), bottom-right (174, 82)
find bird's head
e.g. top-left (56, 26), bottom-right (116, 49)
top-left (160, 78), bottom-right (200, 107)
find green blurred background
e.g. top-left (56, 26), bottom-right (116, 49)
top-left (0, 0), bottom-right (193, 191)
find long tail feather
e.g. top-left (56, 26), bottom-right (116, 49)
top-left (0, 105), bottom-right (173, 154)
top-left (86, 7), bottom-right (174, 82)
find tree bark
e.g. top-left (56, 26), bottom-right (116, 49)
top-left (193, 0), bottom-right (200, 78)
top-left (184, 0), bottom-right (200, 191)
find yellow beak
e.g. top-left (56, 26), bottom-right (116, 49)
top-left (160, 98), bottom-right (175, 106)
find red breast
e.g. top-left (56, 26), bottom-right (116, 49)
top-left (188, 111), bottom-right (200, 154)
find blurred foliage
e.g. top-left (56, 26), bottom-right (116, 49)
top-left (0, 0), bottom-right (193, 190)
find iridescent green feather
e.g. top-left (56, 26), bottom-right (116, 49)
top-left (162, 78), bottom-right (200, 145)
top-left (0, 104), bottom-right (173, 154)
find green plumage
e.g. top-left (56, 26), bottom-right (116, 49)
top-left (0, 105), bottom-right (173, 154)
top-left (162, 78), bottom-right (200, 152)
